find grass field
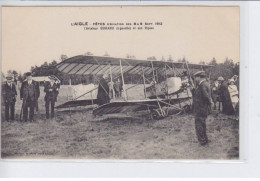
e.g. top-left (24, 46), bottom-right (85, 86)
top-left (1, 85), bottom-right (239, 159)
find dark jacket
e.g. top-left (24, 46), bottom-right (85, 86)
top-left (97, 78), bottom-right (110, 106)
top-left (2, 82), bottom-right (17, 103)
top-left (44, 82), bottom-right (59, 102)
top-left (20, 80), bottom-right (40, 101)
top-left (193, 79), bottom-right (212, 117)
top-left (219, 81), bottom-right (234, 115)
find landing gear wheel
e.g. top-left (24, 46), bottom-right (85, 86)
top-left (151, 109), bottom-right (168, 120)
top-left (162, 108), bottom-right (169, 118)
top-left (151, 109), bottom-right (160, 120)
top-left (182, 105), bottom-right (191, 114)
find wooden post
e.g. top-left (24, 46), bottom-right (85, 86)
top-left (109, 64), bottom-right (114, 99)
top-left (151, 61), bottom-right (157, 97)
top-left (90, 90), bottom-right (94, 110)
top-left (141, 66), bottom-right (147, 98)
top-left (155, 69), bottom-right (158, 82)
top-left (164, 62), bottom-right (167, 79)
top-left (164, 62), bottom-right (168, 97)
top-left (120, 59), bottom-right (127, 100)
top-left (151, 61), bottom-right (155, 79)
top-left (69, 78), bottom-right (71, 86)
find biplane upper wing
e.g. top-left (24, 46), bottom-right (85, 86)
top-left (56, 55), bottom-right (213, 77)
top-left (92, 97), bottom-right (191, 116)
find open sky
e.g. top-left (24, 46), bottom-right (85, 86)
top-left (2, 6), bottom-right (239, 74)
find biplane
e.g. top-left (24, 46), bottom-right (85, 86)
top-left (55, 55), bottom-right (213, 119)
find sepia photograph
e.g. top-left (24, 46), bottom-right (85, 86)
top-left (1, 6), bottom-right (240, 160)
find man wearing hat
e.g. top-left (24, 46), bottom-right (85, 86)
top-left (192, 71), bottom-right (212, 146)
top-left (20, 72), bottom-right (40, 122)
top-left (216, 76), bottom-right (225, 110)
top-left (44, 75), bottom-right (59, 119)
top-left (232, 75), bottom-right (239, 91)
top-left (2, 74), bottom-right (17, 121)
top-left (217, 76), bottom-right (224, 83)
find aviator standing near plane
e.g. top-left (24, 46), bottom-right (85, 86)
top-left (55, 55), bottom-right (213, 119)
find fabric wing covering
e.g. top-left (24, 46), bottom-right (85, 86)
top-left (55, 55), bottom-right (212, 110)
top-left (69, 83), bottom-right (98, 100)
top-left (56, 55), bottom-right (213, 77)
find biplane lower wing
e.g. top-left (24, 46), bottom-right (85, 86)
top-left (56, 99), bottom-right (98, 109)
top-left (93, 97), bottom-right (191, 116)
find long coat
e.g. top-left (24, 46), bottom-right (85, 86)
top-left (2, 82), bottom-right (17, 103)
top-left (97, 78), bottom-right (110, 106)
top-left (193, 80), bottom-right (212, 117)
top-left (20, 80), bottom-right (40, 101)
top-left (44, 82), bottom-right (59, 102)
top-left (219, 81), bottom-right (234, 115)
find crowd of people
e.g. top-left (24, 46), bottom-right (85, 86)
top-left (2, 72), bottom-right (124, 122)
top-left (192, 71), bottom-right (239, 146)
top-left (2, 72), bottom-right (60, 122)
top-left (211, 75), bottom-right (239, 117)
top-left (96, 74), bottom-right (123, 106)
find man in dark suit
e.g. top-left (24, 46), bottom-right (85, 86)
top-left (44, 75), bottom-right (59, 119)
top-left (192, 71), bottom-right (213, 146)
top-left (20, 72), bottom-right (40, 122)
top-left (2, 74), bottom-right (17, 121)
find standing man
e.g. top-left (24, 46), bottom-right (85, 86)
top-left (2, 74), bottom-right (17, 121)
top-left (211, 79), bottom-right (219, 110)
top-left (54, 78), bottom-right (61, 102)
top-left (44, 75), bottom-right (59, 119)
top-left (192, 71), bottom-right (212, 146)
top-left (114, 78), bottom-right (122, 98)
top-left (96, 74), bottom-right (110, 106)
top-left (34, 91), bottom-right (39, 113)
top-left (20, 72), bottom-right (40, 122)
top-left (118, 78), bottom-right (123, 97)
top-left (107, 78), bottom-right (115, 99)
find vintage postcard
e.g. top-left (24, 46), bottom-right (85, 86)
top-left (1, 6), bottom-right (239, 160)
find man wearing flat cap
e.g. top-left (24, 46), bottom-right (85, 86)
top-left (20, 72), bottom-right (40, 122)
top-left (44, 75), bottom-right (59, 119)
top-left (2, 74), bottom-right (17, 121)
top-left (192, 71), bottom-right (212, 146)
